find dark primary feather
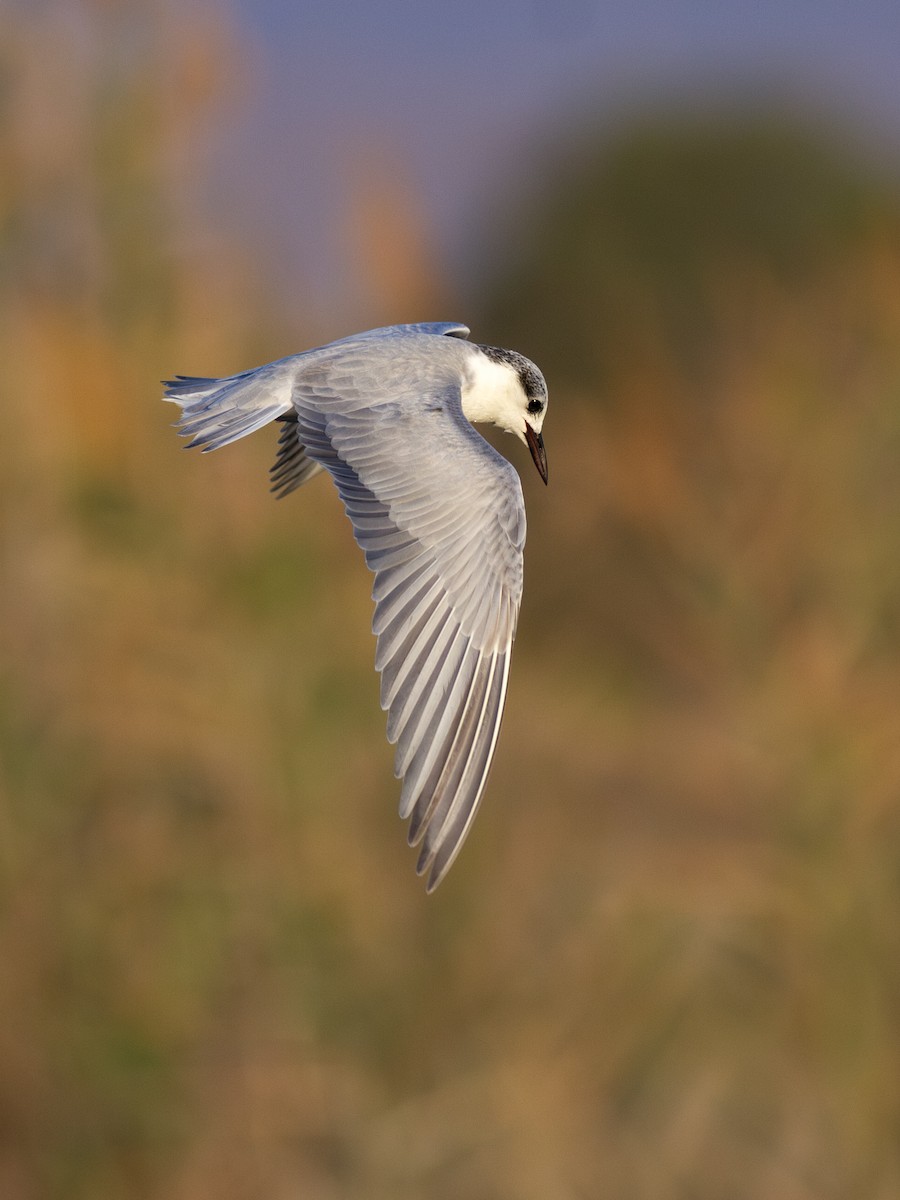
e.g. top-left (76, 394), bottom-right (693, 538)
top-left (269, 414), bottom-right (322, 498)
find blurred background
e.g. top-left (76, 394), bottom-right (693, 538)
top-left (3, 2), bottom-right (900, 1197)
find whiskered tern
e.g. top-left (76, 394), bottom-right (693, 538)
top-left (163, 322), bottom-right (548, 890)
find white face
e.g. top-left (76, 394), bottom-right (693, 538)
top-left (461, 347), bottom-right (548, 444)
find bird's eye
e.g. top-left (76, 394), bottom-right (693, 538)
top-left (527, 398), bottom-right (544, 416)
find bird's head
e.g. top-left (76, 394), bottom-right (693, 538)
top-left (462, 344), bottom-right (549, 484)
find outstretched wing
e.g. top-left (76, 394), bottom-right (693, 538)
top-left (290, 336), bottom-right (525, 890)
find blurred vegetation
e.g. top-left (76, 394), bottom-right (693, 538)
top-left (3, 4), bottom-right (900, 1199)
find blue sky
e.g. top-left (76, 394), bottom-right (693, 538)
top-left (218, 1), bottom-right (900, 323)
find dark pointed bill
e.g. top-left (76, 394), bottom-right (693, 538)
top-left (524, 425), bottom-right (548, 485)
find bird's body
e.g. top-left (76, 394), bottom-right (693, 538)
top-left (163, 322), bottom-right (548, 890)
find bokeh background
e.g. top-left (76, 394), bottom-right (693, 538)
top-left (4, 2), bottom-right (900, 1197)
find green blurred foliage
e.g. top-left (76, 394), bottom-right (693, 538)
top-left (3, 6), bottom-right (900, 1199)
top-left (486, 112), bottom-right (897, 388)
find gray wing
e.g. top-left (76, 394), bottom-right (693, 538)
top-left (290, 344), bottom-right (525, 890)
top-left (332, 321), bottom-right (471, 344)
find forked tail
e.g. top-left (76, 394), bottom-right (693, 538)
top-left (162, 363), bottom-right (294, 453)
top-left (163, 359), bottom-right (322, 496)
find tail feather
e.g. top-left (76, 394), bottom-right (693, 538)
top-left (162, 364), bottom-right (294, 454)
top-left (163, 359), bottom-right (321, 496)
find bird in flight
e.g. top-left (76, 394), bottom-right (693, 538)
top-left (163, 322), bottom-right (548, 890)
